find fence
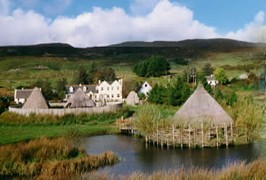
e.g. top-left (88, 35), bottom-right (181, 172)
top-left (9, 103), bottom-right (122, 116)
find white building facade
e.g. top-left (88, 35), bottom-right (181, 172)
top-left (66, 79), bottom-right (123, 102)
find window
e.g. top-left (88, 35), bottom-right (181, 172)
top-left (107, 87), bottom-right (109, 91)
top-left (117, 87), bottom-right (119, 90)
top-left (117, 94), bottom-right (120, 97)
top-left (111, 94), bottom-right (114, 98)
top-left (112, 87), bottom-right (113, 90)
top-left (101, 87), bottom-right (103, 91)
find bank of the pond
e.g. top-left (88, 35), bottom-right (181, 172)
top-left (84, 135), bottom-right (266, 176)
top-left (0, 137), bottom-right (119, 178)
top-left (88, 159), bottom-right (266, 179)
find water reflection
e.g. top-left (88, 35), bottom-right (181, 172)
top-left (85, 135), bottom-right (266, 175)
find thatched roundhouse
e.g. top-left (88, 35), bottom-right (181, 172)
top-left (174, 84), bottom-right (233, 127)
top-left (66, 88), bottom-right (96, 108)
top-left (22, 87), bottom-right (48, 109)
top-left (145, 85), bottom-right (234, 148)
top-left (126, 91), bottom-right (139, 106)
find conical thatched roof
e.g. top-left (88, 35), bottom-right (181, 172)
top-left (126, 91), bottom-right (139, 106)
top-left (174, 85), bottom-right (233, 127)
top-left (22, 87), bottom-right (48, 109)
top-left (66, 88), bottom-right (96, 108)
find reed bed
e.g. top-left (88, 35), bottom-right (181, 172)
top-left (0, 107), bottom-right (132, 126)
top-left (86, 159), bottom-right (266, 180)
top-left (0, 137), bottom-right (119, 177)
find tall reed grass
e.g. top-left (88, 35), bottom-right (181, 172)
top-left (0, 106), bottom-right (133, 126)
top-left (0, 137), bottom-right (119, 177)
top-left (88, 159), bottom-right (266, 180)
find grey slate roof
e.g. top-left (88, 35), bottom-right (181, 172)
top-left (15, 89), bottom-right (33, 99)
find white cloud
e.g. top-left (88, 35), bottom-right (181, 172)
top-left (0, 0), bottom-right (220, 47)
top-left (0, 9), bottom-right (51, 45)
top-left (225, 11), bottom-right (266, 42)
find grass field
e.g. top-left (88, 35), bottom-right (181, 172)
top-left (0, 124), bottom-right (116, 145)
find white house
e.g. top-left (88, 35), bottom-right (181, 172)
top-left (66, 79), bottom-right (123, 102)
top-left (138, 81), bottom-right (152, 96)
top-left (96, 79), bottom-right (123, 102)
top-left (14, 89), bottom-right (33, 104)
top-left (205, 75), bottom-right (218, 86)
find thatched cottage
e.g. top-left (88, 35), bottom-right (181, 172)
top-left (126, 91), bottom-right (139, 106)
top-left (65, 88), bottom-right (96, 108)
top-left (22, 87), bottom-right (48, 109)
top-left (146, 85), bottom-right (234, 148)
top-left (174, 85), bottom-right (233, 128)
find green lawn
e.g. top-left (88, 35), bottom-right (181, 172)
top-left (0, 124), bottom-right (117, 145)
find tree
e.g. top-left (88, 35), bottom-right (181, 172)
top-left (202, 77), bottom-right (212, 94)
top-left (183, 66), bottom-right (197, 83)
top-left (202, 63), bottom-right (213, 76)
top-left (0, 96), bottom-right (10, 114)
top-left (214, 67), bottom-right (228, 85)
top-left (148, 77), bottom-right (191, 106)
top-left (75, 66), bottom-right (90, 84)
top-left (133, 56), bottom-right (170, 77)
top-left (226, 91), bottom-right (238, 106)
top-left (55, 78), bottom-right (67, 100)
top-left (32, 79), bottom-right (54, 100)
top-left (147, 84), bottom-right (164, 104)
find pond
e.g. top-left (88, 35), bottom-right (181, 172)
top-left (85, 135), bottom-right (266, 175)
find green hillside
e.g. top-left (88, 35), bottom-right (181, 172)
top-left (0, 38), bottom-right (265, 93)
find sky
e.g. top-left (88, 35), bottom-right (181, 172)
top-left (0, 0), bottom-right (266, 47)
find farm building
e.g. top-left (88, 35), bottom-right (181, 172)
top-left (205, 75), bottom-right (218, 86)
top-left (14, 89), bottom-right (33, 104)
top-left (138, 81), bottom-right (152, 96)
top-left (145, 85), bottom-right (234, 148)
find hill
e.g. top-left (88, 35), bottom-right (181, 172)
top-left (0, 39), bottom-right (263, 60)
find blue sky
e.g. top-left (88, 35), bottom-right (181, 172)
top-left (0, 0), bottom-right (266, 47)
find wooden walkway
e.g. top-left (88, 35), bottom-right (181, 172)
top-left (116, 117), bottom-right (138, 135)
